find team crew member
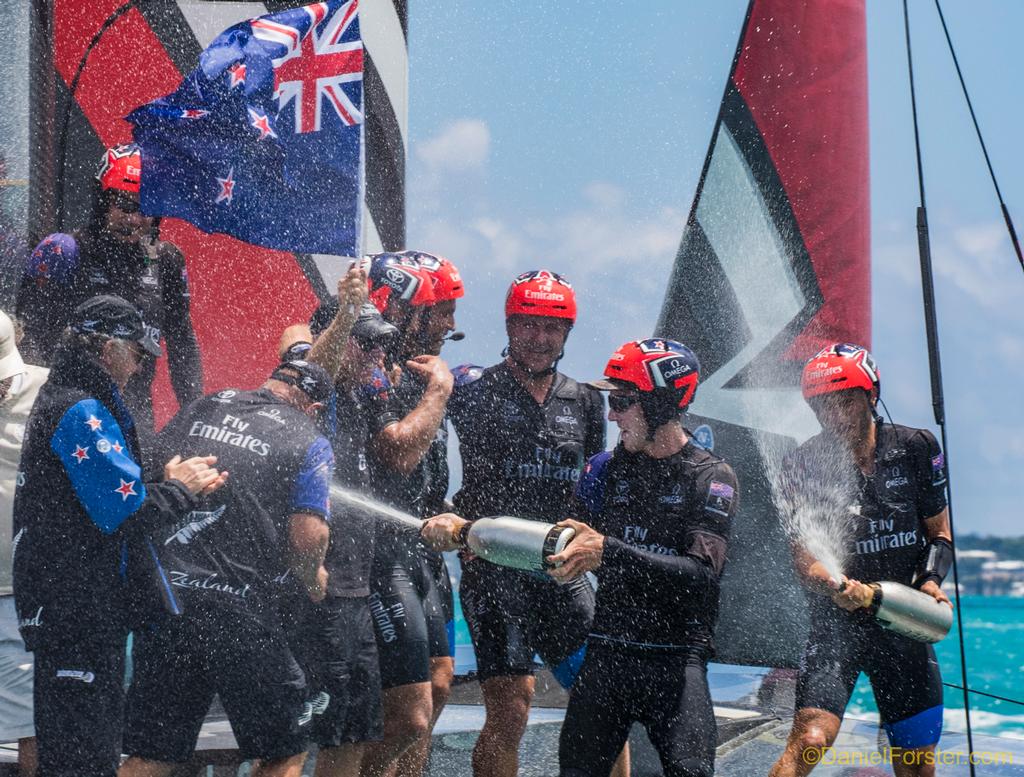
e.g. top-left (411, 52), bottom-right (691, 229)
top-left (12, 296), bottom-right (224, 777)
top-left (0, 310), bottom-right (48, 775)
top-left (121, 359), bottom-right (336, 777)
top-left (17, 144), bottom-right (202, 457)
top-left (426, 270), bottom-right (606, 777)
top-left (540, 339), bottom-right (735, 777)
top-left (281, 297), bottom-right (397, 777)
top-left (360, 252), bottom-right (461, 777)
top-left (769, 344), bottom-right (952, 777)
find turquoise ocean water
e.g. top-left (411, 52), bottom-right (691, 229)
top-left (848, 595), bottom-right (1024, 740)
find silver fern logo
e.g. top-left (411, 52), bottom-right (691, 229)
top-left (165, 505), bottom-right (227, 545)
top-left (10, 527), bottom-right (25, 565)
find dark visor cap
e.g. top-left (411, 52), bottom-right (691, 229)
top-left (71, 294), bottom-right (162, 357)
top-left (310, 299), bottom-right (398, 351)
top-left (270, 359), bottom-right (334, 404)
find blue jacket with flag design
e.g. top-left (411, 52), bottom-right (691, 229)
top-left (12, 342), bottom-right (197, 651)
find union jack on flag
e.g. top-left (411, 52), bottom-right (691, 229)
top-left (252, 0), bottom-right (363, 133)
top-left (128, 0), bottom-right (364, 255)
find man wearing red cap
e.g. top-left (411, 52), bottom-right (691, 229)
top-left (770, 343), bottom-right (952, 777)
top-left (356, 252), bottom-right (459, 777)
top-left (16, 144), bottom-right (202, 462)
top-left (423, 270), bottom-right (609, 777)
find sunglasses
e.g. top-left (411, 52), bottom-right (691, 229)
top-left (608, 393), bottom-right (641, 412)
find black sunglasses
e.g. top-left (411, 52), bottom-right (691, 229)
top-left (608, 393), bottom-right (641, 412)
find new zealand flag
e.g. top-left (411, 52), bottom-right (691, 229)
top-left (127, 0), bottom-right (363, 255)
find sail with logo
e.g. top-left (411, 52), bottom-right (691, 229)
top-left (655, 0), bottom-right (871, 668)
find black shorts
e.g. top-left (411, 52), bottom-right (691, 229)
top-left (460, 557), bottom-right (594, 685)
top-left (560, 644), bottom-right (716, 777)
top-left (796, 612), bottom-right (944, 748)
top-left (289, 596), bottom-right (383, 747)
top-left (124, 609), bottom-right (308, 762)
top-left (34, 636), bottom-right (127, 777)
top-left (368, 545), bottom-right (453, 689)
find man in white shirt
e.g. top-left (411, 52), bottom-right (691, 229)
top-left (0, 309), bottom-right (49, 776)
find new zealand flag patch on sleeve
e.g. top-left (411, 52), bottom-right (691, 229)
top-left (706, 481), bottom-right (734, 517)
top-left (931, 453), bottom-right (947, 487)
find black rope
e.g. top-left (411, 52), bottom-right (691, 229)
top-left (943, 683), bottom-right (1024, 709)
top-left (902, 3), bottom-right (976, 773)
top-left (55, 1), bottom-right (136, 230)
top-left (933, 0), bottom-right (1024, 274)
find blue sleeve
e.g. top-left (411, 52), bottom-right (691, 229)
top-left (50, 398), bottom-right (148, 534)
top-left (290, 436), bottom-right (334, 519)
top-left (575, 450), bottom-right (612, 516)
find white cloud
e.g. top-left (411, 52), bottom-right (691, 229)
top-left (415, 118), bottom-right (490, 173)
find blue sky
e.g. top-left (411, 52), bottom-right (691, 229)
top-left (404, 1), bottom-right (1023, 536)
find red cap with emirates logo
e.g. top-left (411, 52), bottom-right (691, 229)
top-left (504, 270), bottom-right (576, 322)
top-left (97, 144), bottom-right (142, 194)
top-left (800, 343), bottom-right (880, 400)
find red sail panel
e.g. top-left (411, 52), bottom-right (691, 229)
top-left (656, 0), bottom-right (870, 668)
top-left (51, 2), bottom-right (319, 426)
top-left (733, 0), bottom-right (870, 355)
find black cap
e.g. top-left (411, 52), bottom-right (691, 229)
top-left (310, 299), bottom-right (398, 351)
top-left (270, 359), bottom-right (333, 404)
top-left (71, 294), bottom-right (162, 357)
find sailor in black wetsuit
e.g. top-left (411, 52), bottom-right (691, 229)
top-left (278, 274), bottom-right (404, 777)
top-left (357, 252), bottom-right (462, 777)
top-left (422, 270), bottom-right (607, 777)
top-left (16, 144), bottom-right (202, 464)
top-left (770, 344), bottom-right (952, 777)
top-left (540, 339), bottom-right (736, 777)
top-left (121, 360), bottom-right (335, 777)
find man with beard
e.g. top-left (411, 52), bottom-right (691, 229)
top-left (769, 343), bottom-right (952, 777)
top-left (17, 144), bottom-right (202, 459)
top-left (422, 270), bottom-right (610, 777)
top-left (359, 252), bottom-right (463, 777)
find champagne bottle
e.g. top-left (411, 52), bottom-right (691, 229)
top-left (460, 516), bottom-right (576, 573)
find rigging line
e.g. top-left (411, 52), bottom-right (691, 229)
top-left (902, 2), bottom-right (977, 773)
top-left (943, 684), bottom-right (1024, 709)
top-left (55, 1), bottom-right (136, 230)
top-left (933, 0), bottom-right (1024, 274)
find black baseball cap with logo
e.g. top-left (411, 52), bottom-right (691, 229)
top-left (310, 299), bottom-right (399, 352)
top-left (71, 295), bottom-right (162, 357)
top-left (270, 359), bottom-right (334, 405)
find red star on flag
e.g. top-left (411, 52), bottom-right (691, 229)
top-left (86, 415), bottom-right (103, 431)
top-left (72, 445), bottom-right (89, 463)
top-left (247, 108), bottom-right (277, 140)
top-left (115, 479), bottom-right (138, 501)
top-left (228, 62), bottom-right (246, 89)
top-left (111, 441), bottom-right (123, 454)
top-left (181, 109), bottom-right (210, 119)
top-left (216, 168), bottom-right (236, 205)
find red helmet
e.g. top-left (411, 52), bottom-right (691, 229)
top-left (801, 343), bottom-right (880, 400)
top-left (505, 270), bottom-right (576, 323)
top-left (97, 144), bottom-right (141, 193)
top-left (400, 250), bottom-right (464, 301)
top-left (360, 253), bottom-right (435, 313)
top-left (591, 339), bottom-right (700, 424)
